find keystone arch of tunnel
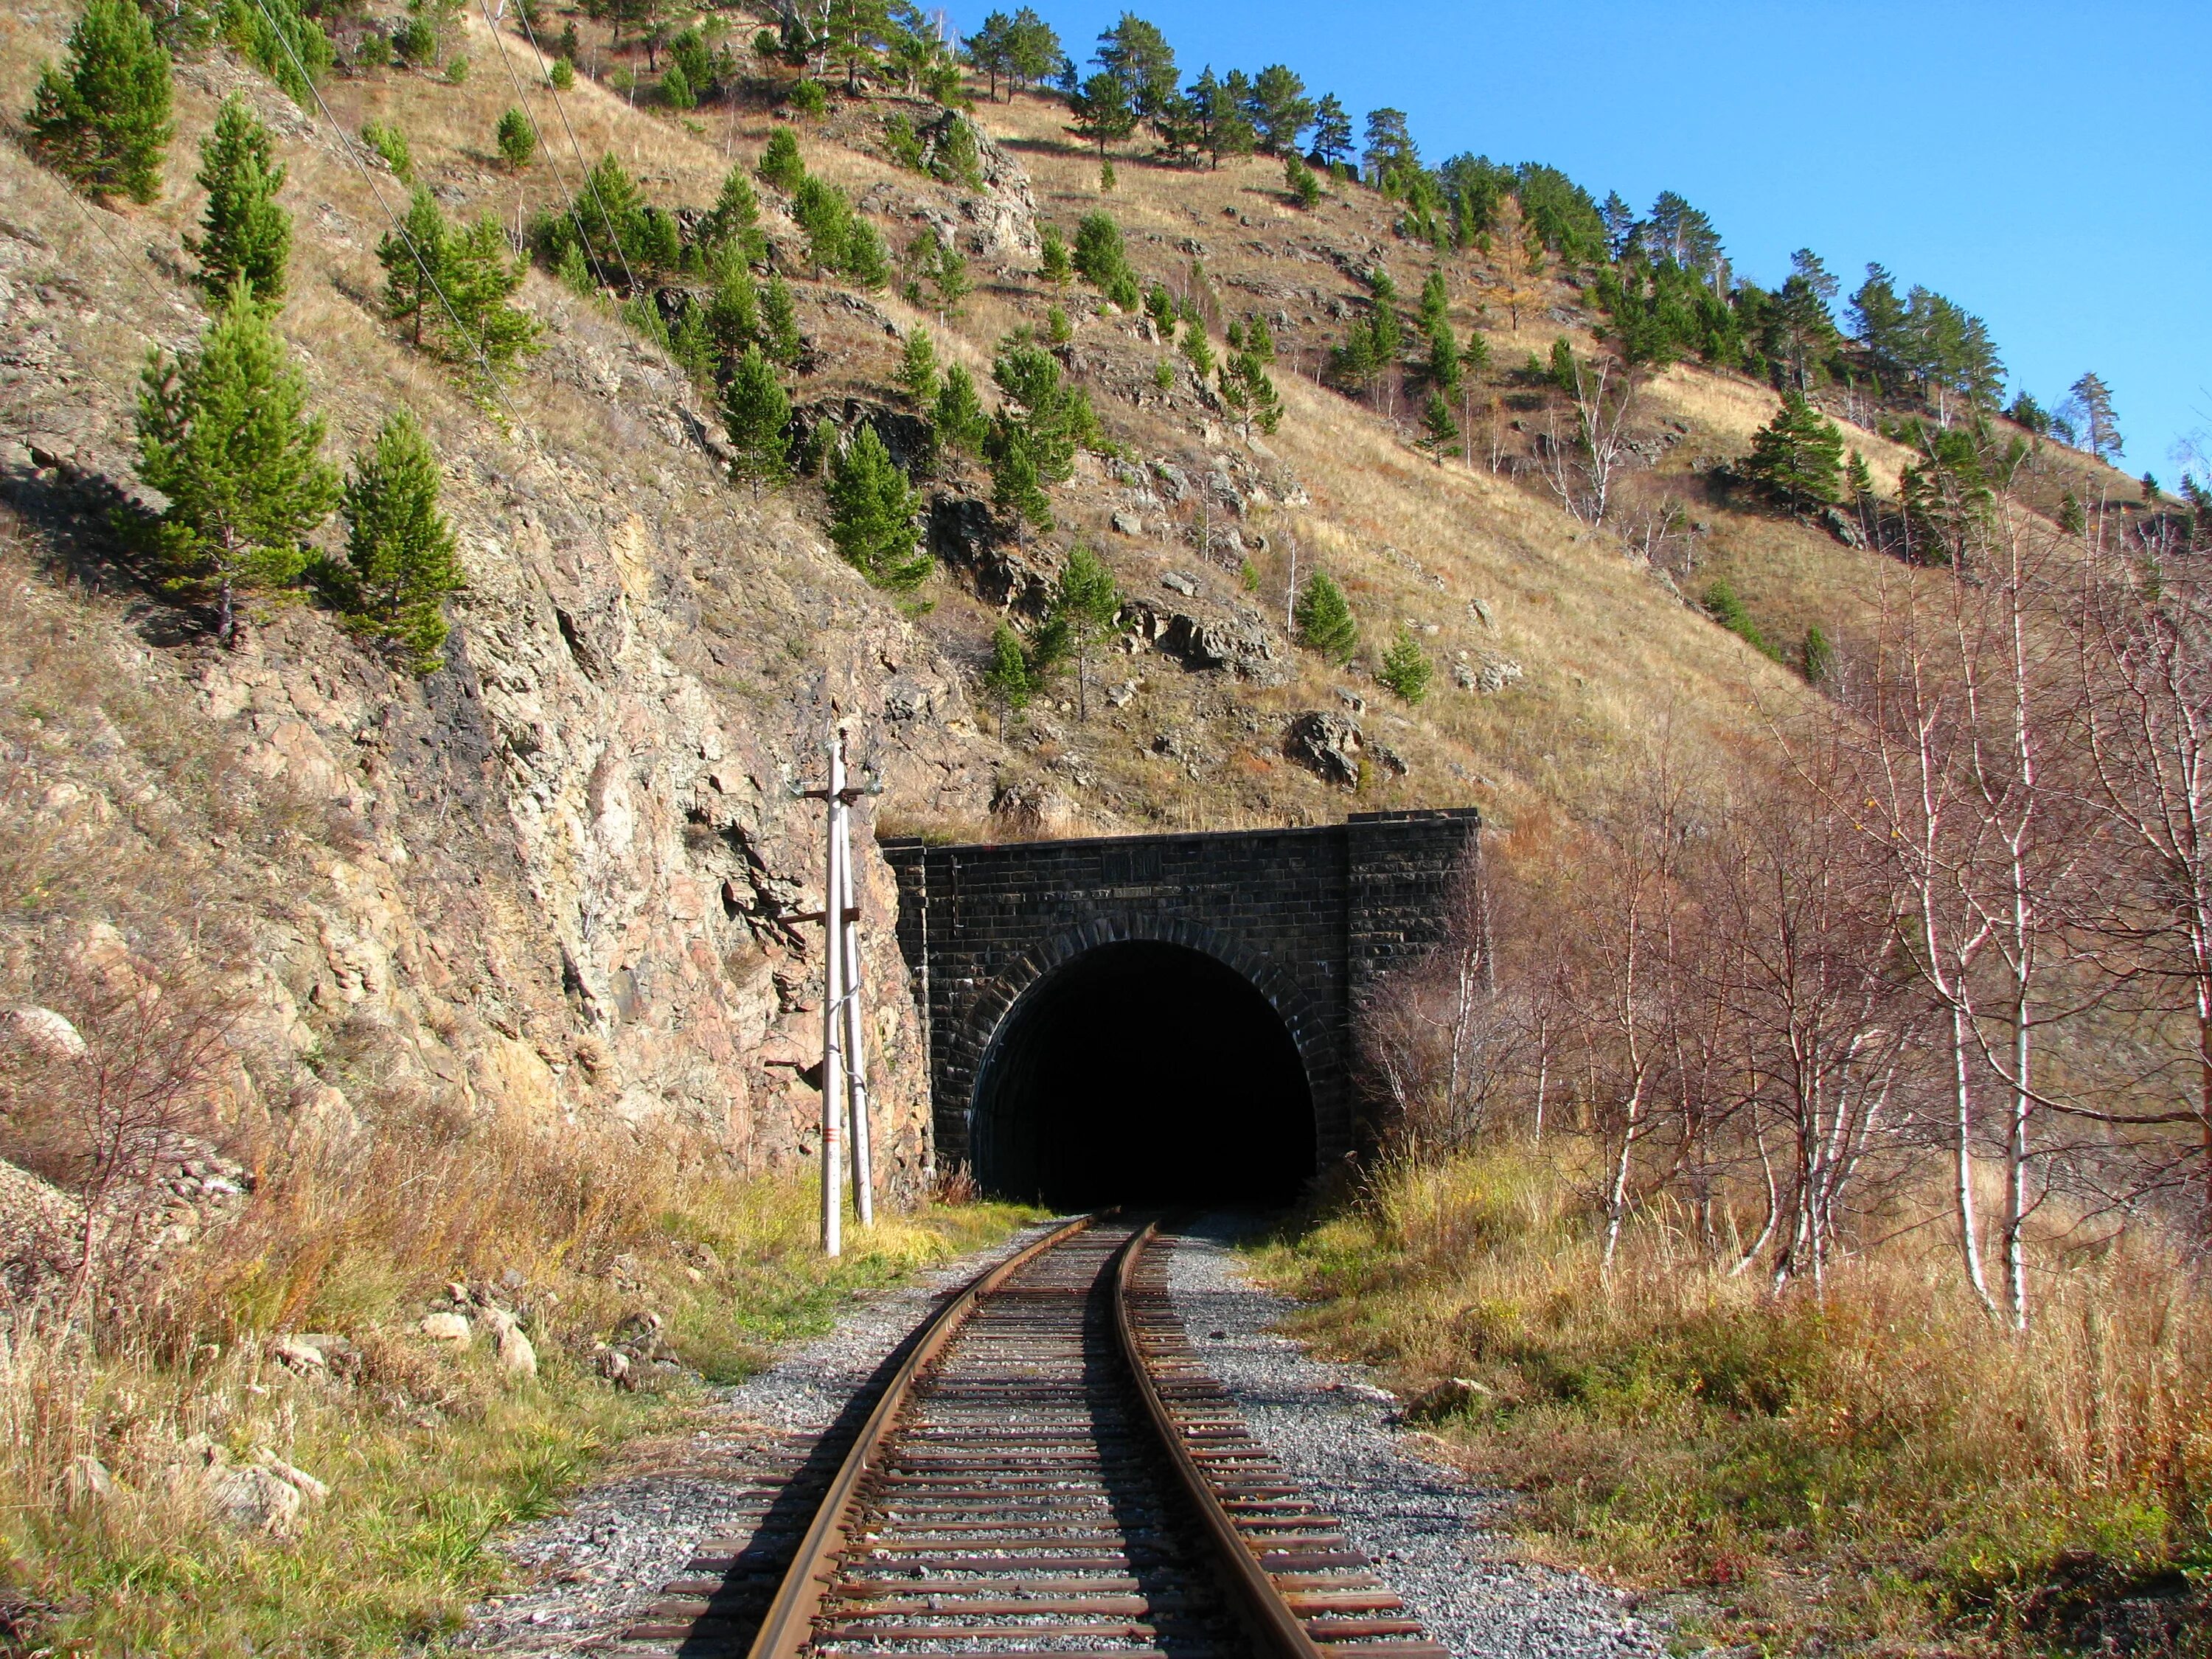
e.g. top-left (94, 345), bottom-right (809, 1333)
top-left (880, 808), bottom-right (1481, 1206)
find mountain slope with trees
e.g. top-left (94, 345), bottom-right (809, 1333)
top-left (0, 1), bottom-right (2200, 1652)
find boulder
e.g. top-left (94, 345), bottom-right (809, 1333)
top-left (1111, 510), bottom-right (1144, 538)
top-left (1405, 1376), bottom-right (1493, 1423)
top-left (419, 1311), bottom-right (472, 1347)
top-left (1284, 712), bottom-right (1363, 790)
top-left (479, 1306), bottom-right (538, 1379)
top-left (268, 1334), bottom-right (328, 1373)
top-left (4, 1005), bottom-right (86, 1059)
top-left (65, 1453), bottom-right (118, 1509)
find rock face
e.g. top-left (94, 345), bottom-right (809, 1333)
top-left (0, 135), bottom-right (1006, 1206)
top-left (1284, 711), bottom-right (1366, 790)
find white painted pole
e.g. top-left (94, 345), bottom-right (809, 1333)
top-left (819, 719), bottom-right (845, 1258)
top-left (837, 771), bottom-right (874, 1228)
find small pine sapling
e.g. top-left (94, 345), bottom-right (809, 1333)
top-left (828, 424), bottom-right (930, 592)
top-left (134, 288), bottom-right (339, 647)
top-left (496, 105), bottom-right (535, 168)
top-left (24, 0), bottom-right (174, 205)
top-left (549, 55), bottom-right (574, 91)
top-left (788, 78), bottom-right (827, 116)
top-left (1377, 625), bottom-right (1432, 705)
top-left (759, 126), bottom-right (805, 191)
top-left (897, 328), bottom-right (940, 405)
top-left (1040, 226), bottom-right (1072, 286)
top-left (1294, 571), bottom-right (1357, 664)
top-left (661, 60), bottom-right (695, 109)
top-left (762, 274), bottom-right (803, 366)
top-left (981, 622), bottom-right (1036, 729)
top-left (1100, 159), bottom-right (1117, 192)
top-left (720, 346), bottom-right (791, 498)
top-left (1048, 541), bottom-right (1122, 720)
top-left (186, 94), bottom-right (290, 308)
top-left (337, 409), bottom-right (464, 672)
top-left (1419, 392), bottom-right (1460, 463)
top-left (1047, 306), bottom-right (1073, 344)
top-left (934, 364), bottom-right (988, 454)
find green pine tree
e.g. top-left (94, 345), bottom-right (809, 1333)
top-left (338, 409), bottom-right (463, 672)
top-left (25, 0), bottom-right (175, 204)
top-left (1377, 625), bottom-right (1433, 704)
top-left (700, 164), bottom-right (765, 262)
top-left (933, 363), bottom-right (987, 454)
top-left (661, 60), bottom-right (695, 109)
top-left (379, 185), bottom-right (449, 348)
top-left (1048, 540), bottom-right (1121, 719)
top-left (827, 423), bottom-right (929, 591)
top-left (705, 253), bottom-right (759, 361)
top-left (897, 327), bottom-right (939, 405)
top-left (1294, 571), bottom-right (1357, 664)
top-left (186, 93), bottom-right (290, 307)
top-left (439, 215), bottom-right (540, 378)
top-left (1419, 392), bottom-right (1459, 463)
top-left (758, 125), bottom-right (804, 192)
top-left (1418, 268), bottom-right (1450, 335)
top-left (981, 621), bottom-right (1036, 730)
top-left (1039, 225), bottom-right (1072, 285)
top-left (495, 105), bottom-right (535, 168)
top-left (720, 345), bottom-right (791, 498)
top-left (1701, 579), bottom-right (1776, 658)
top-left (135, 288), bottom-right (338, 646)
top-left (1744, 391), bottom-right (1845, 517)
top-left (1846, 448), bottom-right (1874, 500)
top-left (989, 425), bottom-right (1052, 543)
top-left (762, 273), bottom-right (803, 366)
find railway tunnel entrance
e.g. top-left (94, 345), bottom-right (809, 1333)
top-left (970, 941), bottom-right (1315, 1208)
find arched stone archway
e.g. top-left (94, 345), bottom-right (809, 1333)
top-left (881, 808), bottom-right (1481, 1196)
top-left (969, 936), bottom-right (1317, 1206)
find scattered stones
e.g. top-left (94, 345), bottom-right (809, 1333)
top-left (1160, 571), bottom-right (1198, 597)
top-left (1105, 678), bottom-right (1141, 709)
top-left (1335, 689), bottom-right (1366, 714)
top-left (1284, 711), bottom-right (1363, 790)
top-left (1476, 657), bottom-right (1525, 695)
top-left (170, 1435), bottom-right (329, 1540)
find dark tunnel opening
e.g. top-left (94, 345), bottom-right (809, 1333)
top-left (970, 941), bottom-right (1316, 1208)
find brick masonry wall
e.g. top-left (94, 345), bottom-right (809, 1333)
top-left (880, 807), bottom-right (1480, 1182)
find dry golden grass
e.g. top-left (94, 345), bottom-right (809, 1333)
top-left (1262, 1150), bottom-right (2212, 1656)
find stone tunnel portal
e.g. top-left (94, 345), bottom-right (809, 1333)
top-left (969, 940), bottom-right (1315, 1208)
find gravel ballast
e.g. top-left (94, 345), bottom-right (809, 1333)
top-left (1166, 1214), bottom-right (1664, 1659)
top-left (465, 1220), bottom-right (1067, 1653)
top-left (470, 1213), bottom-right (1660, 1658)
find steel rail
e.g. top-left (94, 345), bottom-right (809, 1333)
top-left (741, 1212), bottom-right (1097, 1659)
top-left (1113, 1220), bottom-right (1329, 1659)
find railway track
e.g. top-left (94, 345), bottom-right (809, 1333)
top-left (622, 1216), bottom-right (1446, 1659)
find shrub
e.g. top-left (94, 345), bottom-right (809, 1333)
top-left (1294, 571), bottom-right (1357, 663)
top-left (361, 118), bottom-right (412, 179)
top-left (787, 77), bottom-right (827, 116)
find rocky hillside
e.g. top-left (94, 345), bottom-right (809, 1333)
top-left (0, 0), bottom-right (2155, 1204)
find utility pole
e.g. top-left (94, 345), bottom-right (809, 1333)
top-left (796, 714), bottom-right (882, 1254)
top-left (1284, 535), bottom-right (1298, 639)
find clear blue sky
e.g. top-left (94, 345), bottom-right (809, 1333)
top-left (968, 1), bottom-right (2211, 477)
